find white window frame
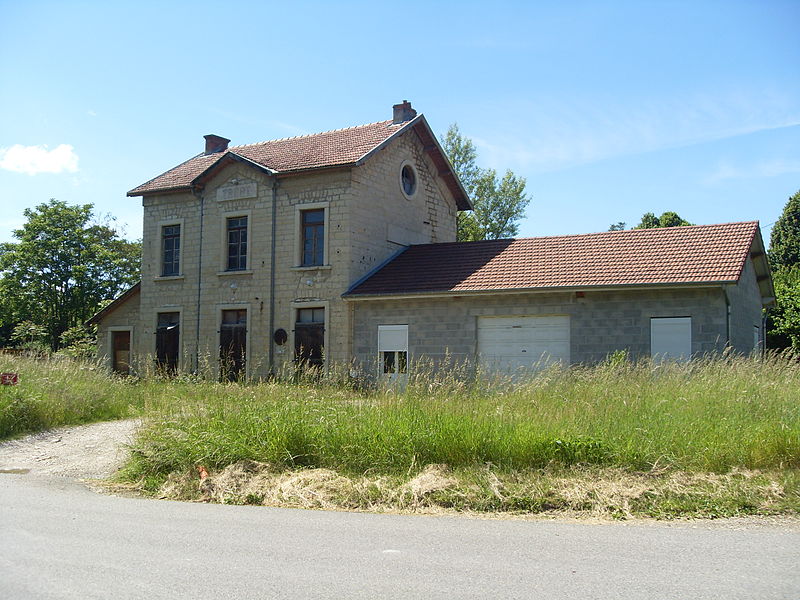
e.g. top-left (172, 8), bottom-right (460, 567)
top-left (294, 202), bottom-right (330, 268)
top-left (378, 324), bottom-right (409, 377)
top-left (219, 209), bottom-right (252, 274)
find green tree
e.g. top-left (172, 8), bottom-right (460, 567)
top-left (608, 222), bottom-right (626, 231)
top-left (0, 200), bottom-right (141, 350)
top-left (766, 190), bottom-right (800, 349)
top-left (634, 211), bottom-right (693, 229)
top-left (769, 190), bottom-right (800, 270)
top-left (768, 265), bottom-right (800, 349)
top-left (442, 124), bottom-right (531, 241)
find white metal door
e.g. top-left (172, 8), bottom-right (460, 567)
top-left (477, 315), bottom-right (570, 374)
top-left (650, 317), bottom-right (692, 361)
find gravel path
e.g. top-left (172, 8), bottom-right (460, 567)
top-left (0, 419), bottom-right (139, 480)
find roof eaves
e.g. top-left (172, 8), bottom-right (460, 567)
top-left (410, 116), bottom-right (472, 211)
top-left (127, 153), bottom-right (208, 197)
top-left (343, 280), bottom-right (735, 300)
top-left (86, 282), bottom-right (141, 325)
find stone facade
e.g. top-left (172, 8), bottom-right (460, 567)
top-left (95, 128), bottom-right (458, 377)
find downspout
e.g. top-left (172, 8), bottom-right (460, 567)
top-left (722, 285), bottom-right (731, 350)
top-left (192, 186), bottom-right (205, 373)
top-left (268, 176), bottom-right (279, 374)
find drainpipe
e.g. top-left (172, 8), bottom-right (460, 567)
top-left (192, 186), bottom-right (205, 373)
top-left (722, 285), bottom-right (731, 350)
top-left (268, 176), bottom-right (279, 374)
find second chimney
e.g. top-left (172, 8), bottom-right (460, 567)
top-left (204, 134), bottom-right (230, 154)
top-left (392, 100), bottom-right (417, 124)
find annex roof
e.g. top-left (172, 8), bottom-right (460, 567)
top-left (86, 282), bottom-right (140, 325)
top-left (345, 222), bottom-right (773, 299)
top-left (127, 115), bottom-right (472, 210)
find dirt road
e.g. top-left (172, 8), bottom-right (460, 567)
top-left (0, 419), bottom-right (139, 479)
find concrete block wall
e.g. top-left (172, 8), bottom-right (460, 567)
top-left (349, 286), bottom-right (729, 374)
top-left (725, 257), bottom-right (764, 353)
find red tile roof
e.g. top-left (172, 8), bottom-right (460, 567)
top-left (345, 222), bottom-right (761, 297)
top-left (128, 120), bottom-right (407, 196)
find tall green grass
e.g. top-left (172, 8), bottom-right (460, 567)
top-left (2, 352), bottom-right (798, 479)
top-left (121, 353), bottom-right (800, 481)
top-left (0, 353), bottom-right (145, 439)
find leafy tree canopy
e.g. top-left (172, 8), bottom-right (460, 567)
top-left (767, 264), bottom-right (800, 350)
top-left (442, 124), bottom-right (531, 242)
top-left (0, 199), bottom-right (141, 349)
top-left (634, 211), bottom-right (693, 229)
top-left (769, 189), bottom-right (800, 270)
top-left (608, 212), bottom-right (693, 231)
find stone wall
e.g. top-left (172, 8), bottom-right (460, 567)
top-left (95, 287), bottom-right (140, 370)
top-left (98, 126), bottom-right (459, 377)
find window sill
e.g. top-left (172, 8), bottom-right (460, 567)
top-left (154, 275), bottom-right (185, 281)
top-left (217, 269), bottom-right (254, 276)
top-left (291, 265), bottom-right (332, 271)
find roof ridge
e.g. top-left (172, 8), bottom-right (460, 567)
top-left (229, 119), bottom-right (396, 149)
top-left (405, 221), bottom-right (759, 249)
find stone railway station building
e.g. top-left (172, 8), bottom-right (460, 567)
top-left (90, 102), bottom-right (774, 380)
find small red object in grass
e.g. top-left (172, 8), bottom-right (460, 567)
top-left (197, 466), bottom-right (209, 480)
top-left (0, 373), bottom-right (18, 385)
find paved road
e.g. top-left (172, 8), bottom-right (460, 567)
top-left (1, 474), bottom-right (798, 600)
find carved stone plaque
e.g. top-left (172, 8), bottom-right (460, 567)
top-left (217, 181), bottom-right (257, 202)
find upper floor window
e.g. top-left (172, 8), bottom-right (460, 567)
top-left (226, 216), bottom-right (248, 271)
top-left (399, 161), bottom-right (418, 199)
top-left (301, 209), bottom-right (325, 267)
top-left (162, 224), bottom-right (180, 276)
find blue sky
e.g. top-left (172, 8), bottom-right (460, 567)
top-left (1, 0), bottom-right (798, 245)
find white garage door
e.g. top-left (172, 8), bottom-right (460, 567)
top-left (477, 315), bottom-right (570, 375)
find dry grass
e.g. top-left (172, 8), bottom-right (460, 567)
top-left (150, 461), bottom-right (798, 519)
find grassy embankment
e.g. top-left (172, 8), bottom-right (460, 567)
top-left (0, 353), bottom-right (145, 438)
top-left (1, 352), bottom-right (799, 518)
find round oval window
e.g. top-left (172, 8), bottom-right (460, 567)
top-left (401, 164), bottom-right (417, 197)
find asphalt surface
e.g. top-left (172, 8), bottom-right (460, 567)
top-left (1, 474), bottom-right (798, 599)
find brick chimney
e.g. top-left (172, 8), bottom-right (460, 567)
top-left (204, 134), bottom-right (230, 154)
top-left (392, 100), bottom-right (417, 124)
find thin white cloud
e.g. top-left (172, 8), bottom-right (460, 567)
top-left (0, 144), bottom-right (79, 175)
top-left (705, 159), bottom-right (800, 184)
top-left (471, 91), bottom-right (800, 174)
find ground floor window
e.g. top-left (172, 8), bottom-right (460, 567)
top-left (156, 312), bottom-right (179, 374)
top-left (295, 307), bottom-right (324, 368)
top-left (650, 316), bottom-right (691, 361)
top-left (220, 309), bottom-right (247, 381)
top-left (378, 325), bottom-right (408, 375)
top-left (111, 330), bottom-right (131, 375)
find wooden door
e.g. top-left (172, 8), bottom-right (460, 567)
top-left (112, 330), bottom-right (131, 375)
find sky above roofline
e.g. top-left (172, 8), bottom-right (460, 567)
top-left (1, 1), bottom-right (797, 246)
